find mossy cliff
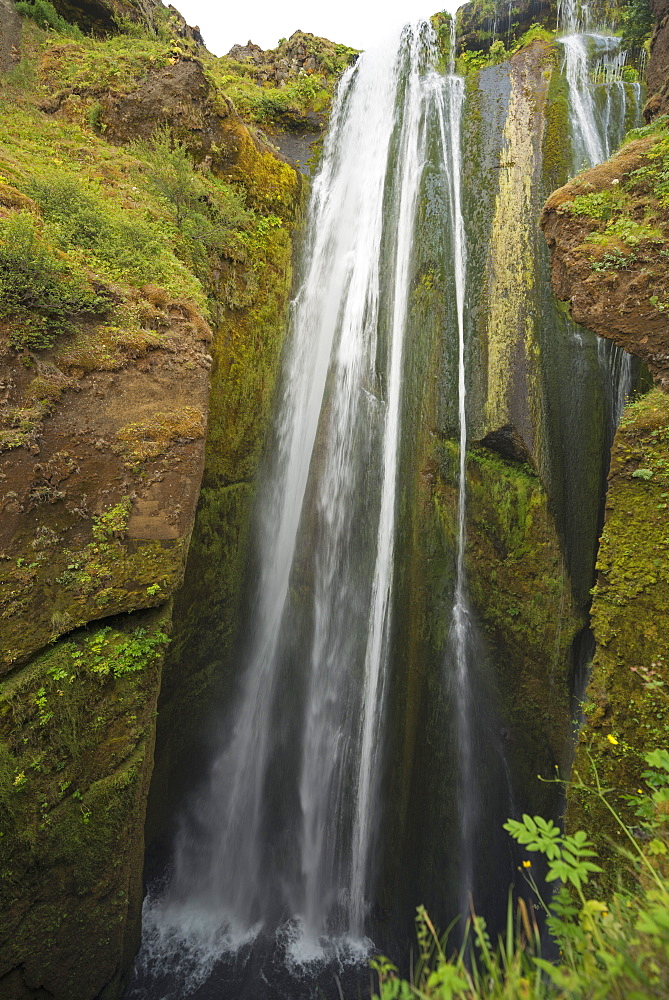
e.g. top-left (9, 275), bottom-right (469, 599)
top-left (542, 120), bottom-right (669, 391)
top-left (540, 0), bottom-right (669, 891)
top-left (0, 2), bottom-right (304, 996)
top-left (565, 390), bottom-right (669, 891)
top-left (378, 33), bottom-right (603, 940)
top-left (456, 0), bottom-right (555, 55)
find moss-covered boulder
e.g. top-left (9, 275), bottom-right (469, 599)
top-left (542, 124), bottom-right (669, 392)
top-left (0, 607), bottom-right (170, 1000)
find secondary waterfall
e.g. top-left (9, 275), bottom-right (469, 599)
top-left (432, 62), bottom-right (475, 913)
top-left (559, 17), bottom-right (641, 431)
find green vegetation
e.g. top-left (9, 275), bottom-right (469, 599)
top-left (453, 22), bottom-right (554, 77)
top-left (76, 624), bottom-right (170, 678)
top-left (620, 0), bottom-right (654, 55)
top-left (372, 750), bottom-right (669, 999)
top-left (15, 0), bottom-right (83, 39)
top-left (567, 390), bottom-right (669, 892)
top-left (204, 32), bottom-right (356, 131)
top-left (0, 211), bottom-right (110, 350)
top-left (557, 118), bottom-right (669, 289)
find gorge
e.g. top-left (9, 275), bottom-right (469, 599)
top-left (0, 0), bottom-right (668, 997)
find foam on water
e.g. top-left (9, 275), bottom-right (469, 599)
top-left (130, 892), bottom-right (260, 998)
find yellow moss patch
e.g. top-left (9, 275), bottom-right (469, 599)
top-left (57, 322), bottom-right (164, 373)
top-left (115, 406), bottom-right (205, 462)
top-left (0, 182), bottom-right (36, 212)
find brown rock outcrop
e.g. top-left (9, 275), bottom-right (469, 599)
top-left (97, 58), bottom-right (301, 218)
top-left (541, 138), bottom-right (669, 390)
top-left (225, 29), bottom-right (356, 87)
top-left (0, 287), bottom-right (212, 672)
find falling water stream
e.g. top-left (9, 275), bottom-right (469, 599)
top-left (131, 21), bottom-right (455, 999)
top-left (559, 8), bottom-right (640, 432)
top-left (128, 9), bottom-right (644, 998)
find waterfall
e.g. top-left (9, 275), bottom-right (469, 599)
top-left (131, 21), bottom-right (450, 995)
top-left (431, 66), bottom-right (475, 913)
top-left (559, 23), bottom-right (640, 429)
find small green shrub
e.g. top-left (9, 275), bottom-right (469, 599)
top-left (15, 0), bottom-right (83, 39)
top-left (372, 750), bottom-right (669, 1000)
top-left (91, 498), bottom-right (133, 541)
top-left (590, 247), bottom-right (638, 271)
top-left (132, 127), bottom-right (204, 227)
top-left (83, 625), bottom-right (170, 678)
top-left (0, 212), bottom-right (109, 349)
top-left (27, 174), bottom-right (165, 279)
top-left (562, 188), bottom-right (625, 221)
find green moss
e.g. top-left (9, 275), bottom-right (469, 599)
top-left (435, 440), bottom-right (583, 808)
top-left (543, 68), bottom-right (572, 194)
top-left (0, 518), bottom-right (189, 672)
top-left (37, 25), bottom-right (192, 95)
top-left (0, 605), bottom-right (170, 998)
top-left (568, 389), bottom-right (669, 893)
top-left (204, 204), bottom-right (298, 485)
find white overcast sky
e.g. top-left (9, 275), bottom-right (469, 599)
top-left (171, 1), bottom-right (462, 56)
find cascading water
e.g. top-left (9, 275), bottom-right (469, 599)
top-left (130, 21), bottom-right (462, 999)
top-left (431, 52), bottom-right (477, 915)
top-left (559, 9), bottom-right (641, 433)
top-left (126, 9), bottom-right (649, 998)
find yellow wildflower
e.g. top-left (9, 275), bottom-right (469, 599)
top-left (607, 734), bottom-right (619, 745)
top-left (522, 860), bottom-right (532, 868)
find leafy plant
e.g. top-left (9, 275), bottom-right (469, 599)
top-left (91, 498), bottom-right (133, 541)
top-left (84, 625), bottom-right (170, 678)
top-left (15, 0), bottom-right (83, 39)
top-left (590, 247), bottom-right (637, 271)
top-left (0, 211), bottom-right (109, 349)
top-left (372, 750), bottom-right (669, 1000)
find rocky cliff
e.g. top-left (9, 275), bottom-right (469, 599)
top-left (541, 0), bottom-right (669, 887)
top-left (0, 1), bottom-right (310, 995)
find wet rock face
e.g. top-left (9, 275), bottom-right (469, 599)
top-left (457, 0), bottom-right (555, 53)
top-left (541, 138), bottom-right (669, 391)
